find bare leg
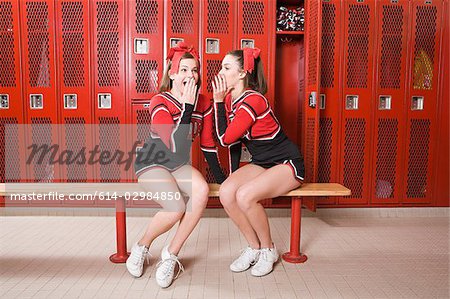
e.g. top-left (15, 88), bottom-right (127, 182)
top-left (167, 165), bottom-right (209, 255)
top-left (137, 168), bottom-right (186, 247)
top-left (219, 164), bottom-right (265, 249)
top-left (236, 165), bottom-right (301, 248)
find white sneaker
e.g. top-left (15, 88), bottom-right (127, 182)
top-left (251, 245), bottom-right (279, 277)
top-left (230, 246), bottom-right (260, 272)
top-left (126, 242), bottom-right (150, 278)
top-left (155, 245), bottom-right (184, 288)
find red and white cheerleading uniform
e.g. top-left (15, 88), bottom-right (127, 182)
top-left (135, 92), bottom-right (226, 183)
top-left (214, 90), bottom-right (304, 181)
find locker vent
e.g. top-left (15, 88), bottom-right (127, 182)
top-left (62, 1), bottom-right (85, 87)
top-left (206, 60), bottom-right (222, 92)
top-left (99, 117), bottom-right (121, 182)
top-left (136, 60), bottom-right (158, 93)
top-left (321, 3), bottom-right (336, 88)
top-left (413, 6), bottom-right (437, 90)
top-left (207, 0), bottom-right (229, 34)
top-left (343, 118), bottom-right (365, 198)
top-left (407, 119), bottom-right (430, 198)
top-left (0, 118), bottom-right (20, 182)
top-left (171, 0), bottom-right (194, 34)
top-left (26, 1), bottom-right (51, 87)
top-left (136, 0), bottom-right (159, 34)
top-left (0, 2), bottom-right (16, 87)
top-left (64, 118), bottom-right (87, 182)
top-left (375, 118), bottom-right (398, 199)
top-left (242, 1), bottom-right (264, 35)
top-left (318, 117), bottom-right (332, 183)
top-left (346, 4), bottom-right (369, 89)
top-left (304, 118), bottom-right (315, 183)
top-left (96, 2), bottom-right (119, 87)
top-left (136, 108), bottom-right (152, 142)
top-left (206, 166), bottom-right (227, 184)
top-left (31, 117), bottom-right (53, 182)
top-left (380, 5), bottom-right (403, 89)
top-left (307, 0), bottom-right (318, 86)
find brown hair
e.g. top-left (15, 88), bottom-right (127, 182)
top-left (227, 50), bottom-right (267, 95)
top-left (159, 52), bottom-right (201, 92)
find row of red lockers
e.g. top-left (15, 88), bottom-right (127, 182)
top-left (0, 0), bottom-right (449, 207)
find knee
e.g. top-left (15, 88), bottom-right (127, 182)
top-left (192, 179), bottom-right (209, 208)
top-left (236, 185), bottom-right (255, 212)
top-left (219, 180), bottom-right (237, 208)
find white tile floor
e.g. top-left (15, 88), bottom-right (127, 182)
top-left (0, 213), bottom-right (448, 298)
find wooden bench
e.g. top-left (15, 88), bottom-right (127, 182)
top-left (0, 182), bottom-right (350, 264)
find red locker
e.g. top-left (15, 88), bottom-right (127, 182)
top-left (20, 0), bottom-right (61, 187)
top-left (91, 0), bottom-right (128, 193)
top-left (0, 0), bottom-right (27, 206)
top-left (338, 0), bottom-right (375, 205)
top-left (403, 0), bottom-right (443, 204)
top-left (317, 0), bottom-right (343, 206)
top-left (370, 0), bottom-right (410, 205)
top-left (55, 0), bottom-right (94, 187)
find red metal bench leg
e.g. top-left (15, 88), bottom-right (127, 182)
top-left (282, 196), bottom-right (308, 263)
top-left (109, 197), bottom-right (129, 263)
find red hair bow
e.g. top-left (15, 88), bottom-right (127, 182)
top-left (242, 47), bottom-right (261, 73)
top-left (167, 42), bottom-right (199, 75)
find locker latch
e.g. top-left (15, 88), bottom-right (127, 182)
top-left (205, 38), bottom-right (220, 54)
top-left (411, 96), bottom-right (424, 110)
top-left (379, 95), bottom-right (391, 110)
top-left (170, 38), bottom-right (184, 48)
top-left (98, 93), bottom-right (112, 109)
top-left (320, 94), bottom-right (326, 109)
top-left (0, 94), bottom-right (9, 109)
top-left (345, 95), bottom-right (359, 110)
top-left (134, 38), bottom-right (149, 54)
top-left (64, 94), bottom-right (78, 109)
top-left (241, 39), bottom-right (255, 49)
top-left (30, 94), bottom-right (43, 109)
top-left (309, 92), bottom-right (317, 108)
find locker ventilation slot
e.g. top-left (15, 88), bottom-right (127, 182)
top-left (62, 1), bottom-right (85, 87)
top-left (380, 5), bottom-right (403, 89)
top-left (343, 118), bottom-right (365, 199)
top-left (96, 2), bottom-right (119, 87)
top-left (307, 0), bottom-right (318, 86)
top-left (318, 117), bottom-right (332, 183)
top-left (207, 0), bottom-right (229, 34)
top-left (346, 4), bottom-right (369, 89)
top-left (206, 166), bottom-right (227, 184)
top-left (136, 0), bottom-right (159, 34)
top-left (136, 60), bottom-right (158, 94)
top-left (375, 119), bottom-right (398, 199)
top-left (321, 3), bottom-right (336, 88)
top-left (26, 1), bottom-right (50, 87)
top-left (413, 6), bottom-right (437, 90)
top-left (0, 118), bottom-right (20, 182)
top-left (171, 0), bottom-right (194, 34)
top-left (64, 118), bottom-right (87, 182)
top-left (304, 118), bottom-right (315, 183)
top-left (242, 1), bottom-right (264, 35)
top-left (31, 117), bottom-right (53, 182)
top-left (406, 119), bottom-right (430, 198)
top-left (0, 2), bottom-right (16, 87)
top-left (136, 108), bottom-right (152, 142)
top-left (206, 60), bottom-right (222, 92)
top-left (99, 117), bottom-right (120, 182)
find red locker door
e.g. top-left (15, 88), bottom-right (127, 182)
top-left (127, 0), bottom-right (164, 185)
top-left (91, 0), bottom-right (128, 193)
top-left (200, 0), bottom-right (235, 186)
top-left (20, 0), bottom-right (61, 186)
top-left (0, 0), bottom-right (27, 206)
top-left (236, 0), bottom-right (274, 105)
top-left (402, 0), bottom-right (443, 204)
top-left (55, 0), bottom-right (94, 188)
top-left (303, 0), bottom-right (322, 184)
top-left (317, 0), bottom-right (343, 206)
top-left (371, 0), bottom-right (410, 205)
top-left (338, 0), bottom-right (375, 205)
